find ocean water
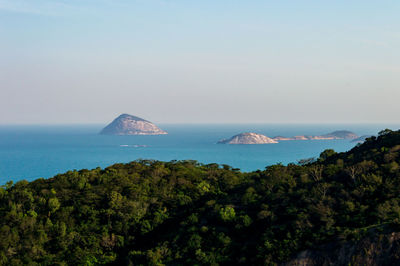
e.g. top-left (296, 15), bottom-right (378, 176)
top-left (0, 124), bottom-right (399, 184)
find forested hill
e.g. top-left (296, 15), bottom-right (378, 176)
top-left (1, 129), bottom-right (400, 265)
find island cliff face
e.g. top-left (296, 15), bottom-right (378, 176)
top-left (100, 114), bottom-right (167, 135)
top-left (218, 132), bottom-right (278, 144)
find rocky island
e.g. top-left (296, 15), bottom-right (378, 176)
top-left (219, 130), bottom-right (359, 144)
top-left (318, 130), bottom-right (359, 139)
top-left (100, 114), bottom-right (167, 135)
top-left (218, 132), bottom-right (278, 144)
top-left (273, 130), bottom-right (359, 141)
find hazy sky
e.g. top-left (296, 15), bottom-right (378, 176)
top-left (1, 0), bottom-right (399, 124)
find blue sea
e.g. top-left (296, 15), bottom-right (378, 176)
top-left (1, 124), bottom-right (399, 184)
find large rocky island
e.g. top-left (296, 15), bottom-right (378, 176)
top-left (100, 114), bottom-right (167, 135)
top-left (218, 132), bottom-right (278, 144)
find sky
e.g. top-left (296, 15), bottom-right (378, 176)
top-left (0, 0), bottom-right (399, 124)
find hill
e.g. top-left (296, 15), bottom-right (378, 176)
top-left (0, 129), bottom-right (400, 265)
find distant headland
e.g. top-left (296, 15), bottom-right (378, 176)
top-left (219, 130), bottom-right (359, 144)
top-left (100, 114), bottom-right (167, 135)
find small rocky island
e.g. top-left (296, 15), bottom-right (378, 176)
top-left (100, 114), bottom-right (167, 135)
top-left (218, 132), bottom-right (278, 144)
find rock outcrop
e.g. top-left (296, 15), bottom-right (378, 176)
top-left (282, 231), bottom-right (400, 266)
top-left (218, 132), bottom-right (278, 144)
top-left (100, 114), bottom-right (167, 135)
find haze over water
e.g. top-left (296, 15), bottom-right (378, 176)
top-left (1, 123), bottom-right (399, 184)
top-left (1, 1), bottom-right (400, 125)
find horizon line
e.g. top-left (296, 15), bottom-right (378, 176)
top-left (1, 122), bottom-right (400, 126)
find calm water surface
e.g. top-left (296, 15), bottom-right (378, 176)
top-left (0, 124), bottom-right (398, 184)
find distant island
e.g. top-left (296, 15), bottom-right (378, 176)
top-left (273, 130), bottom-right (359, 141)
top-left (100, 114), bottom-right (167, 135)
top-left (219, 130), bottom-right (359, 144)
top-left (218, 132), bottom-right (278, 144)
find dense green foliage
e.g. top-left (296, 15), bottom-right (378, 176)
top-left (1, 129), bottom-right (400, 265)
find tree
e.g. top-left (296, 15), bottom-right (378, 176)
top-left (379, 129), bottom-right (393, 136)
top-left (219, 206), bottom-right (236, 222)
top-left (48, 198), bottom-right (60, 214)
top-left (319, 149), bottom-right (337, 161)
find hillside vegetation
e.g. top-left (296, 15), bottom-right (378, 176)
top-left (1, 129), bottom-right (400, 265)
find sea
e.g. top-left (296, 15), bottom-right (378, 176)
top-left (1, 124), bottom-right (399, 184)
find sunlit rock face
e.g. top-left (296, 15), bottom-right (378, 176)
top-left (100, 114), bottom-right (167, 135)
top-left (218, 132), bottom-right (278, 144)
